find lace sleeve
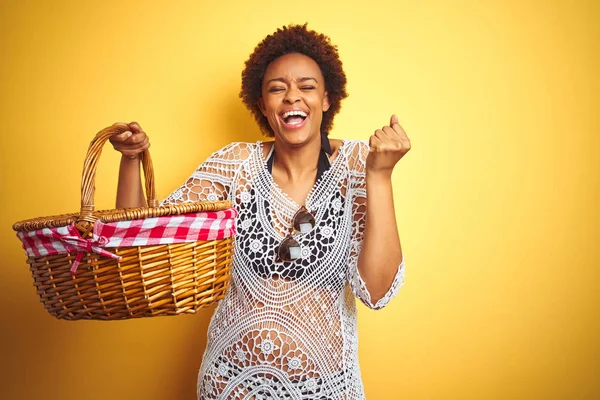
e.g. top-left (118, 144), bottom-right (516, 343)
top-left (160, 142), bottom-right (250, 205)
top-left (346, 141), bottom-right (405, 310)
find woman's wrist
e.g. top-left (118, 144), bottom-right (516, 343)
top-left (121, 153), bottom-right (140, 161)
top-left (366, 169), bottom-right (393, 185)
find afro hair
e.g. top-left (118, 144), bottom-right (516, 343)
top-left (240, 24), bottom-right (348, 137)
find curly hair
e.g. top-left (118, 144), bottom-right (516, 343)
top-left (240, 24), bottom-right (348, 137)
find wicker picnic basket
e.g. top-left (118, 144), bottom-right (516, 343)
top-left (12, 125), bottom-right (235, 320)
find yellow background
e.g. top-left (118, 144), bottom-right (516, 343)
top-left (0, 0), bottom-right (598, 399)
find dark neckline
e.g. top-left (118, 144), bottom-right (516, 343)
top-left (265, 137), bottom-right (332, 184)
top-left (255, 139), bottom-right (348, 212)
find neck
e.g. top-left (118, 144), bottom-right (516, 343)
top-left (272, 134), bottom-right (322, 182)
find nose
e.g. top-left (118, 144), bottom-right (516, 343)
top-left (284, 87), bottom-right (301, 104)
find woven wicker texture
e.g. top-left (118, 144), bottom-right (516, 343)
top-left (13, 124), bottom-right (234, 320)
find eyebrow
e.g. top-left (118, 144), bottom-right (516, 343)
top-left (266, 77), bottom-right (319, 84)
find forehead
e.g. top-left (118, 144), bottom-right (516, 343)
top-left (263, 53), bottom-right (324, 82)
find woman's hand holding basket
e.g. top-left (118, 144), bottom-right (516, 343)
top-left (108, 121), bottom-right (151, 160)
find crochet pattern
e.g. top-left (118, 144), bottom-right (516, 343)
top-left (161, 140), bottom-right (405, 399)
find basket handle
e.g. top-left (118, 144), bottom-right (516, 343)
top-left (76, 124), bottom-right (157, 233)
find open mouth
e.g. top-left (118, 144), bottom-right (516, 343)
top-left (280, 110), bottom-right (308, 128)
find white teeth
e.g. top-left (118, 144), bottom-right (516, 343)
top-left (282, 110), bottom-right (308, 118)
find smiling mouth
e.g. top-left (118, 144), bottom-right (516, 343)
top-left (280, 110), bottom-right (308, 127)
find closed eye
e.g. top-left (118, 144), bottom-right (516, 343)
top-left (300, 86), bottom-right (315, 91)
top-left (269, 87), bottom-right (285, 93)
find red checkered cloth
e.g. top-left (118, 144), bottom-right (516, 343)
top-left (17, 208), bottom-right (237, 275)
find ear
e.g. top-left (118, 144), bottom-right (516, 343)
top-left (258, 97), bottom-right (267, 116)
top-left (322, 92), bottom-right (331, 112)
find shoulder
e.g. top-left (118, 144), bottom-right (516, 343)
top-left (260, 141), bottom-right (274, 160)
top-left (341, 139), bottom-right (369, 155)
top-left (329, 139), bottom-right (368, 159)
top-left (334, 140), bottom-right (369, 172)
top-left (208, 142), bottom-right (261, 163)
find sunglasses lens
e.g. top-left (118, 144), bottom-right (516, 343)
top-left (275, 207), bottom-right (314, 262)
top-left (276, 236), bottom-right (301, 262)
top-left (293, 207), bottom-right (315, 233)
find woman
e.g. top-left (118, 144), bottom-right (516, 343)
top-left (110, 24), bottom-right (410, 399)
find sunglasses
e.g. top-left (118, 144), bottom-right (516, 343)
top-left (274, 206), bottom-right (316, 262)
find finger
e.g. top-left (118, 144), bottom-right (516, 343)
top-left (395, 126), bottom-right (410, 144)
top-left (369, 134), bottom-right (382, 150)
top-left (390, 114), bottom-right (405, 133)
top-left (122, 141), bottom-right (151, 158)
top-left (374, 129), bottom-right (388, 142)
top-left (390, 117), bottom-right (407, 138)
top-left (383, 126), bottom-right (410, 152)
top-left (128, 121), bottom-right (143, 133)
top-left (382, 126), bottom-right (398, 139)
top-left (125, 131), bottom-right (148, 145)
top-left (110, 130), bottom-right (133, 143)
top-left (108, 122), bottom-right (129, 136)
top-left (123, 136), bottom-right (149, 150)
top-left (134, 136), bottom-right (150, 149)
top-left (111, 136), bottom-right (148, 154)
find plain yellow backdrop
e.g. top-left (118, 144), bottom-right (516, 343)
top-left (0, 0), bottom-right (598, 399)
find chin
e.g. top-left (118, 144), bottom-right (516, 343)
top-left (276, 125), bottom-right (320, 146)
top-left (278, 131), bottom-right (315, 147)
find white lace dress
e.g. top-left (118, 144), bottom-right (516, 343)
top-left (161, 140), bottom-right (405, 399)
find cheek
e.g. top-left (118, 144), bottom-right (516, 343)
top-left (261, 101), bottom-right (277, 119)
top-left (266, 110), bottom-right (279, 122)
top-left (312, 95), bottom-right (327, 111)
top-left (311, 100), bottom-right (326, 117)
top-left (264, 109), bottom-right (281, 129)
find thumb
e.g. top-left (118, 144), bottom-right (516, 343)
top-left (390, 114), bottom-right (399, 126)
top-left (128, 121), bottom-right (143, 133)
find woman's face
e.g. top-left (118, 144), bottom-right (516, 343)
top-left (259, 53), bottom-right (330, 146)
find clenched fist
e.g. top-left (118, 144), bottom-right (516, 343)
top-left (108, 121), bottom-right (151, 159)
top-left (366, 114), bottom-right (411, 175)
